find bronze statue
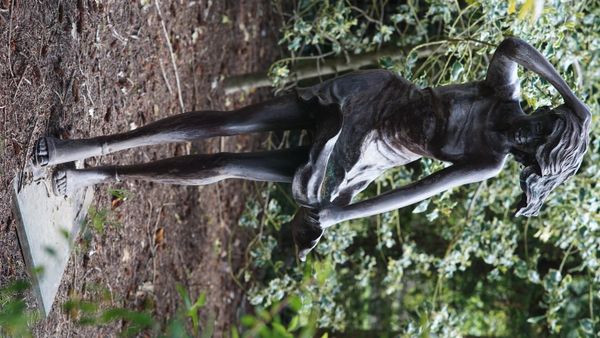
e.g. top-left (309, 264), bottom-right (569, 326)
top-left (33, 37), bottom-right (591, 260)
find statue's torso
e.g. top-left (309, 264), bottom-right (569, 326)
top-left (405, 82), bottom-right (508, 162)
top-left (292, 70), bottom-right (509, 207)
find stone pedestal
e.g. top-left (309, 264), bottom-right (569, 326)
top-left (12, 168), bottom-right (94, 317)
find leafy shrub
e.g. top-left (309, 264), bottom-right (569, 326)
top-left (0, 280), bottom-right (39, 337)
top-left (243, 0), bottom-right (599, 336)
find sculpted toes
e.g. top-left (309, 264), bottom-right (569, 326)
top-left (34, 137), bottom-right (50, 167)
top-left (52, 169), bottom-right (69, 196)
top-left (38, 141), bottom-right (48, 154)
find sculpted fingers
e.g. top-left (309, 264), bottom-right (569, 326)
top-left (303, 208), bottom-right (321, 227)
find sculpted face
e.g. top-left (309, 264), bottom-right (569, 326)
top-left (508, 108), bottom-right (560, 155)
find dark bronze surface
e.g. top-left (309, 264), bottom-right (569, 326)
top-left (33, 38), bottom-right (591, 260)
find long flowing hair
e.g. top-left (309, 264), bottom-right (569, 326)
top-left (516, 105), bottom-right (590, 216)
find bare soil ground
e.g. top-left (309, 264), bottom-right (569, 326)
top-left (0, 0), bottom-right (280, 336)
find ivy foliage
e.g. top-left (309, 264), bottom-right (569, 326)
top-left (242, 0), bottom-right (599, 337)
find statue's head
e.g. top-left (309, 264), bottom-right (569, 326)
top-left (514, 104), bottom-right (590, 216)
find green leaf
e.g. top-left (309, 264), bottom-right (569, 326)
top-left (288, 296), bottom-right (302, 312)
top-left (450, 62), bottom-right (464, 81)
top-left (191, 292), bottom-right (207, 311)
top-left (527, 270), bottom-right (541, 284)
top-left (412, 200), bottom-right (429, 213)
top-left (230, 326), bottom-right (240, 338)
top-left (579, 319), bottom-right (594, 334)
top-left (527, 315), bottom-right (546, 324)
top-left (101, 308), bottom-right (153, 326)
top-left (241, 314), bottom-right (256, 327)
top-left (165, 318), bottom-right (188, 338)
top-left (272, 322), bottom-right (290, 336)
top-left (257, 309), bottom-right (271, 322)
top-left (288, 315), bottom-right (300, 332)
top-left (176, 284), bottom-right (192, 310)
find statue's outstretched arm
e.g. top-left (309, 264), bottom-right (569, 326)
top-left (313, 161), bottom-right (503, 228)
top-left (486, 37), bottom-right (590, 122)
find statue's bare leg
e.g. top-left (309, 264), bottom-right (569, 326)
top-left (34, 94), bottom-right (313, 167)
top-left (52, 147), bottom-right (310, 196)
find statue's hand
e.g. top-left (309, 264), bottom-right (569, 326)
top-left (294, 206), bottom-right (342, 262)
top-left (303, 208), bottom-right (321, 228)
top-left (304, 207), bottom-right (339, 229)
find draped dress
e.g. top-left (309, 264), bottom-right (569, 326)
top-left (291, 69), bottom-right (442, 208)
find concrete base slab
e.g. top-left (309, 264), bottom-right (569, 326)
top-left (12, 164), bottom-right (94, 317)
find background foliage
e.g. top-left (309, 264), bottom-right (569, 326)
top-left (241, 0), bottom-right (600, 337)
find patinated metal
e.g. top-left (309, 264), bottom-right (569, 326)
top-left (33, 38), bottom-right (591, 260)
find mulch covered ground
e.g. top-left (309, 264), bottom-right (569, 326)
top-left (0, 0), bottom-right (281, 336)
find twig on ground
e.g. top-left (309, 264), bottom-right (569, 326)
top-left (59, 70), bottom-right (76, 121)
top-left (227, 231), bottom-right (244, 290)
top-left (191, 52), bottom-right (197, 110)
top-left (146, 199), bottom-right (163, 287)
top-left (152, 206), bottom-right (163, 286)
top-left (12, 65), bottom-right (29, 100)
top-left (106, 14), bottom-right (128, 44)
top-left (7, 0), bottom-right (15, 78)
top-left (1, 106), bottom-right (6, 140)
top-left (77, 55), bottom-right (96, 109)
top-left (158, 59), bottom-right (173, 94)
top-left (155, 0), bottom-right (185, 114)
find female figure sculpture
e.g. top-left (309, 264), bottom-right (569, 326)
top-left (33, 37), bottom-right (591, 260)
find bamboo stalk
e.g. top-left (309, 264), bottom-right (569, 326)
top-left (223, 45), bottom-right (437, 95)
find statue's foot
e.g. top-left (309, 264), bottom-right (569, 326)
top-left (52, 169), bottom-right (72, 196)
top-left (52, 167), bottom-right (112, 197)
top-left (33, 137), bottom-right (62, 167)
top-left (33, 137), bottom-right (50, 167)
top-left (52, 168), bottom-right (87, 197)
